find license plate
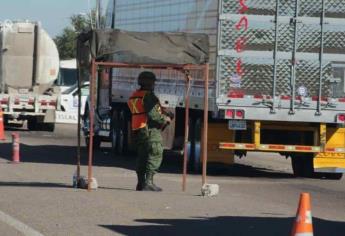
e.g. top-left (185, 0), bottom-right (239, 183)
top-left (228, 120), bottom-right (247, 130)
top-left (19, 95), bottom-right (30, 101)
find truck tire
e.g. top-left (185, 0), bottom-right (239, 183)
top-left (291, 154), bottom-right (314, 178)
top-left (111, 127), bottom-right (117, 153)
top-left (189, 142), bottom-right (202, 174)
top-left (186, 117), bottom-right (203, 173)
top-left (47, 123), bottom-right (55, 132)
top-left (83, 105), bottom-right (90, 133)
top-left (292, 155), bottom-right (343, 180)
top-left (321, 173), bottom-right (343, 180)
top-left (83, 105), bottom-right (101, 150)
top-left (85, 136), bottom-right (101, 150)
top-left (291, 156), bottom-right (304, 177)
top-left (111, 111), bottom-right (118, 154)
top-left (28, 117), bottom-right (38, 131)
top-left (3, 117), bottom-right (9, 127)
top-left (117, 111), bottom-right (128, 155)
top-left (42, 123), bottom-right (55, 132)
top-left (111, 110), bottom-right (128, 155)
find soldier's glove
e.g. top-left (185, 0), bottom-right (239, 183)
top-left (161, 116), bottom-right (172, 131)
top-left (164, 116), bottom-right (172, 124)
top-left (165, 111), bottom-right (175, 120)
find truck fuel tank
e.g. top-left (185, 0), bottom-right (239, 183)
top-left (0, 21), bottom-right (59, 93)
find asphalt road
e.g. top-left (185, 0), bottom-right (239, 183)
top-left (0, 124), bottom-right (344, 236)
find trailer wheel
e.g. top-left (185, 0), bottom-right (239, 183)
top-left (111, 111), bottom-right (118, 154)
top-left (85, 136), bottom-right (101, 150)
top-left (42, 123), bottom-right (55, 132)
top-left (116, 111), bottom-right (126, 155)
top-left (27, 117), bottom-right (38, 131)
top-left (83, 105), bottom-right (101, 150)
top-left (189, 117), bottom-right (202, 173)
top-left (111, 125), bottom-right (117, 154)
top-left (291, 156), bottom-right (303, 177)
top-left (321, 173), bottom-right (343, 180)
top-left (111, 109), bottom-right (128, 155)
top-left (291, 154), bottom-right (314, 178)
top-left (3, 117), bottom-right (9, 127)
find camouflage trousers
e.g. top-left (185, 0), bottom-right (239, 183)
top-left (134, 129), bottom-right (164, 175)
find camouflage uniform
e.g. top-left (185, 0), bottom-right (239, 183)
top-left (130, 72), bottom-right (170, 191)
top-left (135, 91), bottom-right (166, 177)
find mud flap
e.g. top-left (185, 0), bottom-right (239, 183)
top-left (314, 153), bottom-right (345, 173)
top-left (314, 127), bottom-right (345, 173)
top-left (205, 123), bottom-right (234, 165)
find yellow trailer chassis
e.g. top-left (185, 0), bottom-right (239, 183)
top-left (218, 122), bottom-right (345, 174)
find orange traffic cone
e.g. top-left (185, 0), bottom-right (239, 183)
top-left (291, 193), bottom-right (314, 236)
top-left (0, 108), bottom-right (5, 140)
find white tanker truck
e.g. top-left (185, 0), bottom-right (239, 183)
top-left (0, 21), bottom-right (60, 131)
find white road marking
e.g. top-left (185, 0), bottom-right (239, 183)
top-left (0, 210), bottom-right (44, 236)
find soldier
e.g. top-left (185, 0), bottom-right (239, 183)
top-left (127, 71), bottom-right (172, 191)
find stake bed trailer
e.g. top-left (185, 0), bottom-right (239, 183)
top-left (84, 0), bottom-right (345, 179)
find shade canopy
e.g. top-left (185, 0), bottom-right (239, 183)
top-left (76, 29), bottom-right (210, 192)
top-left (77, 29), bottom-right (209, 81)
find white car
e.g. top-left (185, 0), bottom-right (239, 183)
top-left (56, 82), bottom-right (89, 124)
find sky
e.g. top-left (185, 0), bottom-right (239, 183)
top-left (0, 0), bottom-right (107, 37)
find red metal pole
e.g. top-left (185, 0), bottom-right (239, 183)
top-left (202, 64), bottom-right (209, 185)
top-left (88, 59), bottom-right (96, 191)
top-left (182, 73), bottom-right (191, 192)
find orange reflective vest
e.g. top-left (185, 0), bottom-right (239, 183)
top-left (127, 90), bottom-right (148, 130)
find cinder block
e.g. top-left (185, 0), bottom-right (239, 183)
top-left (79, 176), bottom-right (98, 190)
top-left (201, 183), bottom-right (219, 197)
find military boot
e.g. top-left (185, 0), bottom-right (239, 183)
top-left (136, 172), bottom-right (146, 191)
top-left (142, 173), bottom-right (162, 192)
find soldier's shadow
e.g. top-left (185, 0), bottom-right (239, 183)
top-left (100, 216), bottom-right (345, 236)
top-left (0, 142), bottom-right (293, 179)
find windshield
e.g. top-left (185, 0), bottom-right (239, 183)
top-left (57, 68), bottom-right (77, 86)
